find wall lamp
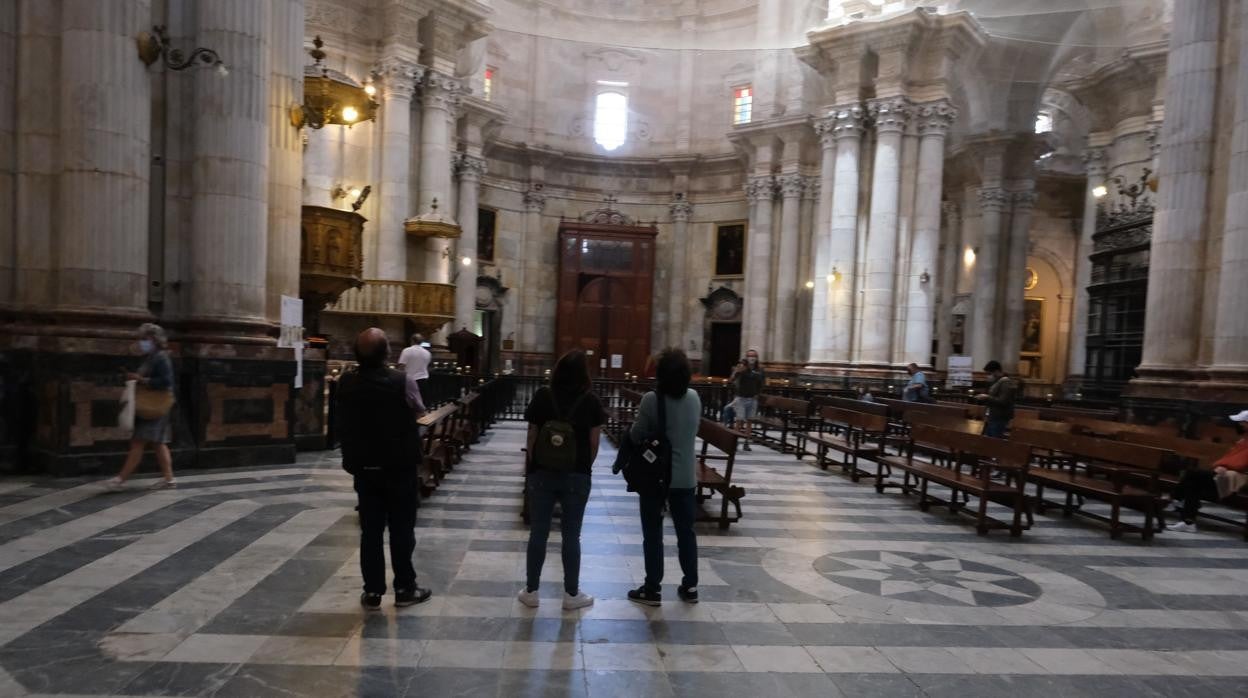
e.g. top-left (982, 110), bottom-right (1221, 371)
top-left (828, 267), bottom-right (842, 283)
top-left (332, 184), bottom-right (370, 211)
top-left (136, 25), bottom-right (228, 74)
top-left (1092, 184), bottom-right (1108, 199)
top-left (963, 247), bottom-right (977, 266)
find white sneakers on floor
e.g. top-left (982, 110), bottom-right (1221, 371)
top-left (516, 588), bottom-right (595, 610)
top-left (517, 588), bottom-right (540, 608)
top-left (1168, 521), bottom-right (1198, 533)
top-left (101, 478), bottom-right (126, 492)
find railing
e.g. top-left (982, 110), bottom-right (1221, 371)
top-left (323, 279), bottom-right (454, 319)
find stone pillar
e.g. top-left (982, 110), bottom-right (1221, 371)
top-left (1000, 190), bottom-right (1037, 373)
top-left (56, 0), bottom-right (152, 314)
top-left (419, 71), bottom-right (460, 285)
top-left (1067, 148), bottom-right (1107, 380)
top-left (808, 117), bottom-right (837, 362)
top-left (860, 97), bottom-right (911, 365)
top-left (0, 1), bottom-right (14, 304)
top-left (265, 0), bottom-right (305, 322)
top-left (1211, 0), bottom-right (1248, 376)
top-left (518, 188), bottom-right (545, 353)
top-left (1139, 0), bottom-right (1222, 374)
top-left (14, 1), bottom-right (59, 309)
top-left (936, 201), bottom-right (961, 368)
top-left (971, 188), bottom-right (1009, 364)
top-left (667, 195), bottom-right (692, 349)
top-left (301, 128), bottom-right (335, 209)
top-left (812, 105), bottom-right (866, 363)
top-left (373, 57), bottom-right (420, 281)
top-left (797, 176), bottom-right (820, 363)
top-left (743, 175), bottom-right (775, 354)
top-left (453, 153), bottom-right (486, 333)
top-left (189, 0), bottom-right (270, 326)
top-left (771, 174), bottom-right (804, 362)
top-left (903, 100), bottom-right (956, 367)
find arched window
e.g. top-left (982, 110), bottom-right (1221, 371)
top-left (1034, 111), bottom-right (1053, 134)
top-left (594, 90), bottom-right (628, 151)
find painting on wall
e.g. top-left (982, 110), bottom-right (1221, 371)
top-left (714, 223), bottom-right (746, 277)
top-left (1022, 297), bottom-right (1043, 355)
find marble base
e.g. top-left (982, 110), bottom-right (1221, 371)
top-left (1125, 369), bottom-right (1248, 422)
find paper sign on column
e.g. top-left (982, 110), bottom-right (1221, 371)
top-left (610, 354), bottom-right (623, 369)
top-left (279, 295), bottom-right (304, 389)
top-left (946, 355), bottom-right (974, 388)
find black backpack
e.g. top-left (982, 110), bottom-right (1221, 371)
top-left (616, 392), bottom-right (672, 496)
top-left (533, 389), bottom-right (587, 472)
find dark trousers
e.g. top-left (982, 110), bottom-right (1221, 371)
top-left (639, 487), bottom-right (699, 591)
top-left (526, 470), bottom-right (592, 595)
top-left (354, 470), bottom-right (418, 595)
top-left (983, 418), bottom-right (1010, 439)
top-left (1173, 469), bottom-right (1220, 522)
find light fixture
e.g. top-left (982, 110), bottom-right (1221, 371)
top-left (829, 266), bottom-right (842, 283)
top-left (919, 269), bottom-right (931, 284)
top-left (363, 82), bottom-right (376, 97)
top-left (804, 280), bottom-right (815, 289)
top-left (461, 256), bottom-right (473, 267)
top-left (291, 36), bottom-right (378, 130)
top-left (136, 25), bottom-right (227, 74)
top-left (348, 187), bottom-right (362, 200)
top-left (1092, 184), bottom-right (1108, 199)
top-left (963, 247), bottom-right (976, 266)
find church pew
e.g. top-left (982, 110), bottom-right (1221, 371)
top-left (696, 418), bottom-right (746, 529)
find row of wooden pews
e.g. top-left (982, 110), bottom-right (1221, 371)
top-left (414, 382), bottom-right (503, 498)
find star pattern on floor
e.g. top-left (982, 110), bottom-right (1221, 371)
top-left (813, 550), bottom-right (1043, 607)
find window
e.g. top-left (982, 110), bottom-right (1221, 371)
top-left (477, 207), bottom-right (496, 263)
top-left (714, 222), bottom-right (747, 276)
top-left (1034, 111), bottom-right (1053, 134)
top-left (732, 85), bottom-right (753, 125)
top-left (593, 88), bottom-right (628, 151)
top-left (483, 67), bottom-right (494, 102)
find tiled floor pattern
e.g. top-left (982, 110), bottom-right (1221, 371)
top-left (0, 422), bottom-right (1247, 696)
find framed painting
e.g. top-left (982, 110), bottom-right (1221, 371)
top-left (1022, 297), bottom-right (1043, 355)
top-left (713, 222), bottom-right (747, 277)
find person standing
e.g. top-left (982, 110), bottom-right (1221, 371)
top-left (903, 362), bottom-right (933, 403)
top-left (730, 349), bottom-right (765, 451)
top-left (517, 349), bottom-right (604, 611)
top-left (398, 333), bottom-right (432, 405)
top-left (104, 324), bottom-right (177, 491)
top-left (975, 360), bottom-right (1017, 438)
top-left (627, 349), bottom-right (702, 607)
top-left (337, 328), bottom-right (431, 609)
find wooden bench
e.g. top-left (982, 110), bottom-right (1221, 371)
top-left (696, 418), bottom-right (746, 529)
top-left (603, 388), bottom-right (644, 445)
top-left (1195, 422), bottom-right (1243, 444)
top-left (1011, 418), bottom-right (1076, 435)
top-left (1009, 427), bottom-right (1170, 539)
top-left (417, 403), bottom-right (460, 496)
top-left (876, 424), bottom-right (1032, 536)
top-left (1121, 432), bottom-right (1248, 539)
top-left (1066, 416), bottom-right (1173, 440)
top-left (802, 406), bottom-right (889, 481)
top-left (751, 395), bottom-right (810, 454)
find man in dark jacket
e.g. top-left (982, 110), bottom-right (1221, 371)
top-left (336, 328), bottom-right (431, 609)
top-left (975, 360), bottom-right (1017, 438)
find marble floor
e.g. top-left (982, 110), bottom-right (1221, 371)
top-left (1, 422), bottom-right (1247, 697)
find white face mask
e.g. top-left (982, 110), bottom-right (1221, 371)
top-left (138, 339), bottom-right (154, 354)
top-left (747, 357), bottom-right (757, 366)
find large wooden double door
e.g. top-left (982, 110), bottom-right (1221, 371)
top-left (554, 222), bottom-right (656, 378)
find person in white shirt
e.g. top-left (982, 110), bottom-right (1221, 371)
top-left (397, 334), bottom-right (432, 403)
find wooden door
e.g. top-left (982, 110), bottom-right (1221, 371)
top-left (708, 322), bottom-right (742, 377)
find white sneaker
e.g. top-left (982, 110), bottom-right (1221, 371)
top-left (1168, 521), bottom-right (1198, 533)
top-left (101, 478), bottom-right (126, 492)
top-left (148, 478), bottom-right (177, 490)
top-left (517, 588), bottom-right (540, 608)
top-left (562, 591), bottom-right (594, 610)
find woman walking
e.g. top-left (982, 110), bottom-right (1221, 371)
top-left (517, 349), bottom-right (605, 610)
top-left (628, 348), bottom-right (702, 606)
top-left (105, 323), bottom-right (176, 491)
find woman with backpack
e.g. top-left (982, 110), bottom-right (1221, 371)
top-left (517, 349), bottom-right (605, 610)
top-left (627, 348), bottom-right (702, 606)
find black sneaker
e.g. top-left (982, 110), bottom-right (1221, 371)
top-left (627, 586), bottom-right (661, 607)
top-left (677, 586), bottom-right (699, 604)
top-left (394, 586), bottom-right (433, 607)
top-left (360, 592), bottom-right (382, 610)
top-left (742, 443), bottom-right (752, 452)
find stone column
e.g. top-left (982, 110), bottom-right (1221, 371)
top-left (373, 57), bottom-right (420, 281)
top-left (936, 201), bottom-right (961, 368)
top-left (265, 0), bottom-right (305, 322)
top-left (667, 195), bottom-right (692, 349)
top-left (971, 188), bottom-right (1009, 364)
top-left (419, 71), bottom-right (460, 285)
top-left (1139, 0), bottom-right (1222, 374)
top-left (808, 117), bottom-right (837, 362)
top-left (860, 97), bottom-right (911, 365)
top-left (56, 0), bottom-right (152, 314)
top-left (743, 175), bottom-right (775, 354)
top-left (14, 1), bottom-right (59, 309)
top-left (453, 153), bottom-right (486, 333)
top-left (1211, 0), bottom-right (1248, 375)
top-left (189, 0), bottom-right (270, 326)
top-left (770, 174), bottom-right (804, 362)
top-left (1067, 148), bottom-right (1107, 379)
top-left (518, 188), bottom-right (545, 353)
top-left (1000, 190), bottom-right (1037, 372)
top-left (0, 1), bottom-right (14, 304)
top-left (813, 105), bottom-right (866, 363)
top-left (903, 100), bottom-right (956, 366)
top-left (797, 176), bottom-right (820, 363)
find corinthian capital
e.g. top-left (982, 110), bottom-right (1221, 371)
top-left (1012, 190), bottom-right (1038, 210)
top-left (372, 56), bottom-right (423, 100)
top-left (778, 173), bottom-right (807, 198)
top-left (421, 70), bottom-right (463, 112)
top-left (523, 187), bottom-right (546, 213)
top-left (670, 194), bottom-right (693, 222)
top-left (977, 187), bottom-right (1010, 212)
top-left (745, 175), bottom-right (776, 202)
top-left (454, 153), bottom-right (487, 182)
top-left (826, 104), bottom-right (866, 141)
top-left (915, 99), bottom-right (958, 138)
top-left (867, 97), bottom-right (912, 135)
top-left (802, 176), bottom-right (821, 201)
top-left (1082, 147), bottom-right (1108, 178)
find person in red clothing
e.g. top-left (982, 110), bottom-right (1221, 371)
top-left (1168, 410), bottom-right (1248, 533)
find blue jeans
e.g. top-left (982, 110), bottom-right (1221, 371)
top-left (526, 470), bottom-right (592, 595)
top-left (983, 418), bottom-right (1009, 439)
top-left (639, 488), bottom-right (699, 591)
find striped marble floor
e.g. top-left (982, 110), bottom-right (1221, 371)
top-left (0, 421), bottom-right (1246, 697)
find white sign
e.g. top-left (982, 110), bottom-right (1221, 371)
top-left (278, 296), bottom-right (303, 348)
top-left (611, 354), bottom-right (623, 369)
top-left (947, 355), bottom-right (974, 388)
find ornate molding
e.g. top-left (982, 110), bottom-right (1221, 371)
top-left (745, 175), bottom-right (776, 202)
top-left (1145, 121), bottom-right (1162, 158)
top-left (977, 187), bottom-right (1010, 213)
top-left (669, 193), bottom-right (692, 223)
top-left (421, 70), bottom-right (462, 112)
top-left (523, 187), bottom-right (546, 213)
top-left (827, 104), bottom-right (867, 141)
top-left (1082, 147), bottom-right (1108, 178)
top-left (814, 116), bottom-right (837, 147)
top-left (802, 176), bottom-right (821, 201)
top-left (372, 57), bottom-right (423, 100)
top-left (915, 99), bottom-right (958, 138)
top-left (1012, 190), bottom-right (1038, 210)
top-left (867, 97), bottom-right (912, 135)
top-left (454, 153), bottom-right (487, 182)
top-left (778, 173), bottom-right (807, 199)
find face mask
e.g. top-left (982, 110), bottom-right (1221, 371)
top-left (138, 339), bottom-right (154, 354)
top-left (747, 357), bottom-right (757, 366)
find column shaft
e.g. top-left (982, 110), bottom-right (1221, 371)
top-left (1067, 149), bottom-right (1106, 378)
top-left (1000, 190), bottom-right (1037, 373)
top-left (14, 0), bottom-right (59, 308)
top-left (420, 72), bottom-right (459, 285)
top-left (667, 197), bottom-right (692, 349)
top-left (1211, 0), bottom-right (1248, 371)
top-left (0, 0), bottom-right (15, 304)
top-left (808, 124), bottom-right (836, 361)
top-left (771, 175), bottom-right (803, 361)
top-left (822, 106), bottom-right (866, 362)
top-left (265, 0), bottom-right (305, 322)
top-left (971, 189), bottom-right (1009, 363)
top-left (860, 97), bottom-right (911, 364)
top-left (935, 202), bottom-right (961, 368)
top-left (903, 101), bottom-right (955, 365)
top-left (454, 154), bottom-right (486, 333)
top-left (519, 189), bottom-right (545, 353)
top-left (743, 175), bottom-right (774, 354)
top-left (373, 58), bottom-right (418, 281)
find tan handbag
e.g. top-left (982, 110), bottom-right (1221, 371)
top-left (135, 386), bottom-right (175, 420)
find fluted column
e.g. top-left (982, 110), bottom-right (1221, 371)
top-left (743, 175), bottom-right (775, 354)
top-left (771, 173), bottom-right (804, 361)
top-left (0, 1), bottom-right (14, 304)
top-left (419, 71), bottom-right (461, 285)
top-left (1068, 148), bottom-right (1107, 379)
top-left (1000, 190), bottom-right (1037, 372)
top-left (971, 188), bottom-right (1009, 363)
top-left (813, 105), bottom-right (866, 363)
top-left (860, 97), bottom-right (911, 365)
top-left (56, 0), bottom-right (152, 314)
top-left (373, 57), bottom-right (420, 281)
top-left (903, 100), bottom-right (956, 366)
top-left (667, 195), bottom-right (692, 349)
top-left (1139, 0), bottom-right (1222, 373)
top-left (1211, 0), bottom-right (1248, 375)
top-left (807, 118), bottom-right (837, 360)
top-left (265, 0), bottom-right (305, 322)
top-left (936, 201), bottom-right (961, 368)
top-left (453, 153), bottom-right (486, 332)
top-left (189, 0), bottom-right (270, 326)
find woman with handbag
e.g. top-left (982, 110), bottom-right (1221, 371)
top-left (104, 323), bottom-right (176, 491)
top-left (628, 348), bottom-right (702, 606)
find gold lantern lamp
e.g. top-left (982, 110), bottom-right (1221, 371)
top-left (291, 36), bottom-right (378, 130)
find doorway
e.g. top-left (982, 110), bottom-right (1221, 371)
top-left (708, 322), bottom-right (742, 377)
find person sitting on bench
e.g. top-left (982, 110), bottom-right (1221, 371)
top-left (1169, 411), bottom-right (1248, 533)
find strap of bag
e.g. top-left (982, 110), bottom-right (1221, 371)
top-left (655, 391), bottom-right (668, 445)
